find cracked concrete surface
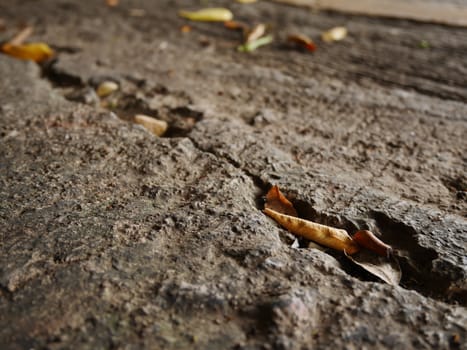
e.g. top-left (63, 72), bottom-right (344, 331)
top-left (0, 1), bottom-right (466, 349)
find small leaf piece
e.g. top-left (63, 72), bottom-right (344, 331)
top-left (345, 250), bottom-right (401, 285)
top-left (264, 208), bottom-right (360, 254)
top-left (265, 185), bottom-right (297, 217)
top-left (321, 26), bottom-right (347, 42)
top-left (1, 42), bottom-right (54, 63)
top-left (238, 34), bottom-right (273, 52)
top-left (224, 20), bottom-right (248, 31)
top-left (134, 114), bottom-right (168, 136)
top-left (288, 34), bottom-right (316, 52)
top-left (96, 81), bottom-right (119, 97)
top-left (245, 23), bottom-right (266, 44)
top-left (353, 230), bottom-right (392, 257)
top-left (179, 8), bottom-right (233, 22)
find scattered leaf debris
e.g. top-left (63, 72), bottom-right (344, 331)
top-left (134, 114), bottom-right (168, 136)
top-left (106, 0), bottom-right (119, 7)
top-left (245, 23), bottom-right (267, 44)
top-left (1, 42), bottom-right (54, 63)
top-left (419, 40), bottom-right (430, 48)
top-left (321, 26), bottom-right (348, 42)
top-left (0, 26), bottom-right (54, 63)
top-left (238, 34), bottom-right (273, 52)
top-left (224, 20), bottom-right (248, 32)
top-left (96, 81), bottom-right (119, 97)
top-left (9, 26), bottom-right (33, 46)
top-left (179, 8), bottom-right (234, 22)
top-left (180, 25), bottom-right (192, 33)
top-left (288, 33), bottom-right (317, 52)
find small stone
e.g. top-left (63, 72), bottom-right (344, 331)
top-left (134, 114), bottom-right (168, 136)
top-left (96, 81), bottom-right (119, 97)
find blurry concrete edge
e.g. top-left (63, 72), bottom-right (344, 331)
top-left (271, 0), bottom-right (467, 27)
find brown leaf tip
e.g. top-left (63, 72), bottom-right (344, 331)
top-left (264, 185), bottom-right (298, 217)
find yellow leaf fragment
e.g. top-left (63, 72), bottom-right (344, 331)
top-left (264, 208), bottom-right (360, 254)
top-left (96, 81), bottom-right (119, 97)
top-left (1, 42), bottom-right (54, 63)
top-left (245, 23), bottom-right (266, 44)
top-left (134, 114), bottom-right (168, 136)
top-left (236, 0), bottom-right (258, 3)
top-left (9, 26), bottom-right (33, 46)
top-left (106, 0), bottom-right (119, 7)
top-left (179, 8), bottom-right (233, 22)
top-left (321, 26), bottom-right (348, 42)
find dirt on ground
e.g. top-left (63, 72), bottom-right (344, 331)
top-left (0, 1), bottom-right (466, 349)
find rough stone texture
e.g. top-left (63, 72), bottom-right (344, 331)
top-left (0, 1), bottom-right (466, 349)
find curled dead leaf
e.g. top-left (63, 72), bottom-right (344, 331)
top-left (288, 34), bottom-right (316, 52)
top-left (264, 186), bottom-right (359, 254)
top-left (345, 250), bottom-right (401, 285)
top-left (353, 230), bottom-right (392, 257)
top-left (264, 185), bottom-right (297, 217)
top-left (224, 20), bottom-right (248, 31)
top-left (264, 208), bottom-right (360, 254)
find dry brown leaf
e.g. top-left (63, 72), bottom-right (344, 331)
top-left (264, 185), bottom-right (297, 217)
top-left (264, 186), bottom-right (359, 254)
top-left (264, 208), bottom-right (360, 254)
top-left (288, 33), bottom-right (317, 52)
top-left (345, 250), bottom-right (401, 285)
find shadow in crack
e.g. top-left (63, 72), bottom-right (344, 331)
top-left (370, 211), bottom-right (466, 305)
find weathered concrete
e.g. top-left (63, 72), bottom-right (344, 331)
top-left (0, 1), bottom-right (466, 349)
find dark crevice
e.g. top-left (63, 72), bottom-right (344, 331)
top-left (370, 210), bottom-right (465, 305)
top-left (0, 283), bottom-right (13, 301)
top-left (164, 107), bottom-right (204, 138)
top-left (41, 61), bottom-right (83, 88)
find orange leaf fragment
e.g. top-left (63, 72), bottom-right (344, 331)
top-left (288, 34), bottom-right (316, 52)
top-left (106, 0), bottom-right (119, 7)
top-left (265, 185), bottom-right (297, 217)
top-left (352, 230), bottom-right (392, 257)
top-left (1, 42), bottom-right (54, 63)
top-left (180, 25), bottom-right (192, 33)
top-left (224, 20), bottom-right (248, 32)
